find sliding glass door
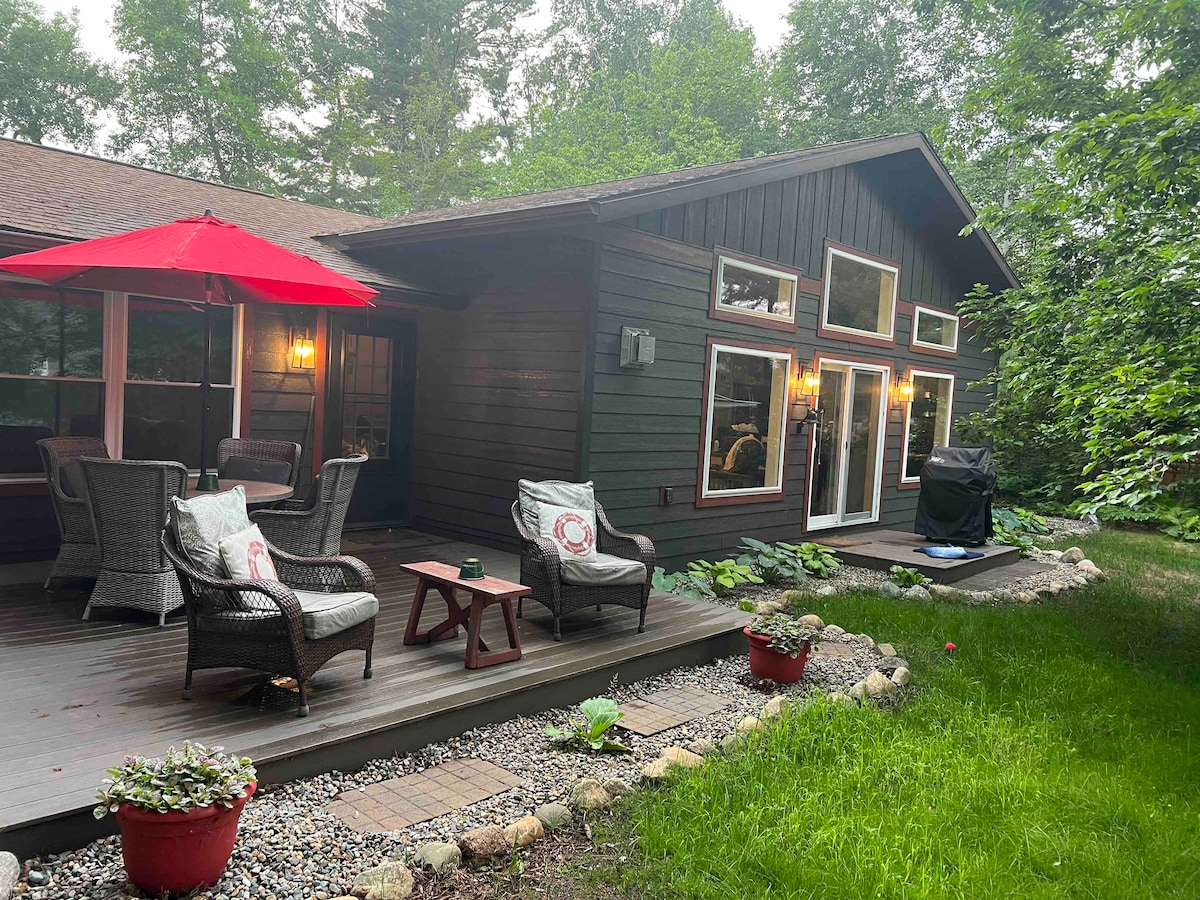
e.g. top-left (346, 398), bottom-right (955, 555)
top-left (807, 360), bottom-right (888, 529)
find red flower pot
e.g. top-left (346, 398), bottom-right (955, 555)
top-left (745, 627), bottom-right (811, 683)
top-left (116, 782), bottom-right (255, 895)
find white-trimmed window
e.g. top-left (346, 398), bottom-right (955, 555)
top-left (902, 370), bottom-right (955, 482)
top-left (713, 255), bottom-right (798, 326)
top-left (701, 342), bottom-right (791, 502)
top-left (821, 246), bottom-right (898, 340)
top-left (0, 285), bottom-right (242, 480)
top-left (912, 306), bottom-right (959, 353)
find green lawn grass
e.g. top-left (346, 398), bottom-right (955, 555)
top-left (592, 530), bottom-right (1200, 899)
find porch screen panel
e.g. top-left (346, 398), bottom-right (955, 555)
top-left (123, 296), bottom-right (234, 469)
top-left (0, 285), bottom-right (105, 474)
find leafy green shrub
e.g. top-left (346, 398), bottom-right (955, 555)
top-left (736, 537), bottom-right (811, 585)
top-left (94, 742), bottom-right (256, 818)
top-left (888, 565), bottom-right (932, 588)
top-left (545, 697), bottom-right (630, 753)
top-left (687, 559), bottom-right (763, 596)
top-left (793, 542), bottom-right (842, 579)
top-left (652, 566), bottom-right (716, 600)
top-left (748, 613), bottom-right (821, 658)
top-left (992, 506), bottom-right (1050, 553)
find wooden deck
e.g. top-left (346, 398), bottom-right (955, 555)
top-left (0, 531), bottom-right (748, 858)
top-left (820, 529), bottom-right (1022, 583)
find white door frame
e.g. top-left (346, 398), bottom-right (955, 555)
top-left (806, 357), bottom-right (891, 531)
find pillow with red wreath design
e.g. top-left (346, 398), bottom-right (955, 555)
top-left (218, 524), bottom-right (280, 582)
top-left (536, 502), bottom-right (598, 562)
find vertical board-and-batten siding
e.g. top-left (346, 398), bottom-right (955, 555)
top-left (409, 240), bottom-right (591, 549)
top-left (594, 160), bottom-right (997, 567)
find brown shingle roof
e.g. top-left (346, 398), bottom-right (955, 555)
top-left (0, 138), bottom-right (426, 293)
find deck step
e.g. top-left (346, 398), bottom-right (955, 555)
top-left (829, 529), bottom-right (1022, 584)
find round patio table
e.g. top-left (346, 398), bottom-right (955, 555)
top-left (186, 477), bottom-right (294, 509)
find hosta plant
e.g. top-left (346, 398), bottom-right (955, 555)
top-left (545, 697), bottom-right (631, 753)
top-left (688, 558), bottom-right (763, 596)
top-left (736, 537), bottom-right (810, 585)
top-left (652, 566), bottom-right (716, 600)
top-left (794, 542), bottom-right (842, 579)
top-left (94, 742), bottom-right (256, 818)
top-left (748, 613), bottom-right (821, 658)
top-left (888, 565), bottom-right (933, 588)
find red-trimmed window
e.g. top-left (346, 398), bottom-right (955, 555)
top-left (710, 250), bottom-right (799, 330)
top-left (901, 369), bottom-right (955, 483)
top-left (911, 305), bottom-right (959, 354)
top-left (699, 339), bottom-right (792, 505)
top-left (821, 245), bottom-right (898, 342)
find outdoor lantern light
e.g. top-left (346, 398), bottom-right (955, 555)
top-left (893, 375), bottom-right (915, 405)
top-left (792, 364), bottom-right (821, 432)
top-left (289, 328), bottom-right (316, 369)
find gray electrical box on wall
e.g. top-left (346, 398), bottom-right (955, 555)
top-left (620, 326), bottom-right (655, 368)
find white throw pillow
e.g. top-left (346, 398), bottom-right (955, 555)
top-left (218, 524), bottom-right (280, 582)
top-left (537, 502), bottom-right (598, 562)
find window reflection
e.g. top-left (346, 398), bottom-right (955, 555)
top-left (904, 373), bottom-right (953, 480)
top-left (705, 347), bottom-right (789, 495)
top-left (341, 333), bottom-right (392, 459)
top-left (825, 250), bottom-right (897, 337)
top-left (127, 296), bottom-right (233, 385)
top-left (718, 258), bottom-right (796, 322)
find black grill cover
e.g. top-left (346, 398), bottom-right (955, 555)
top-left (914, 446), bottom-right (997, 545)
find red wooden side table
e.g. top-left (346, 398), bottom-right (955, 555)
top-left (400, 561), bottom-right (528, 669)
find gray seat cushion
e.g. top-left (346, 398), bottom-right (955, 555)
top-left (517, 479), bottom-right (595, 535)
top-left (560, 552), bottom-right (647, 587)
top-left (293, 589), bottom-right (379, 640)
top-left (223, 456), bottom-right (292, 485)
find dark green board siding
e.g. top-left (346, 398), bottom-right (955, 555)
top-left (593, 160), bottom-right (998, 568)
top-left (247, 308), bottom-right (318, 496)
top-left (409, 239), bottom-right (591, 550)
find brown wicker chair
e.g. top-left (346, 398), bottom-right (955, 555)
top-left (36, 436), bottom-right (108, 589)
top-left (511, 484), bottom-right (655, 641)
top-left (251, 455), bottom-right (365, 556)
top-left (218, 438), bottom-right (303, 488)
top-left (162, 525), bottom-right (376, 717)
top-left (81, 458), bottom-right (188, 626)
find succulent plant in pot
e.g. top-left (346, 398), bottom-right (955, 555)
top-left (95, 742), bottom-right (256, 895)
top-left (744, 613), bottom-right (821, 683)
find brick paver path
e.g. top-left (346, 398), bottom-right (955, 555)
top-left (327, 758), bottom-right (521, 833)
top-left (618, 685), bottom-right (731, 736)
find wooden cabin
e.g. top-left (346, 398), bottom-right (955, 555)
top-left (0, 133), bottom-right (1016, 568)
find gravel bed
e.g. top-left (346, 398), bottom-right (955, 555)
top-left (1037, 514), bottom-right (1101, 539)
top-left (20, 630), bottom-right (894, 900)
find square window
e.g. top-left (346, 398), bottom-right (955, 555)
top-left (902, 371), bottom-right (954, 482)
top-left (822, 247), bottom-right (898, 340)
top-left (701, 342), bottom-right (791, 501)
top-left (912, 307), bottom-right (959, 353)
top-left (713, 255), bottom-right (798, 327)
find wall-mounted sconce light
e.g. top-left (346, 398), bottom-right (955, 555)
top-left (289, 327), bottom-right (316, 370)
top-left (791, 364), bottom-right (820, 431)
top-left (892, 374), bottom-right (915, 406)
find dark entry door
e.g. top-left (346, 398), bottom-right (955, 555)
top-left (324, 314), bottom-right (416, 527)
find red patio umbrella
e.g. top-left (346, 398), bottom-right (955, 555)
top-left (0, 212), bottom-right (377, 489)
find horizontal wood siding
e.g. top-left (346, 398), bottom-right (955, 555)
top-left (410, 239), bottom-right (590, 549)
top-left (596, 161), bottom-right (997, 568)
top-left (247, 307), bottom-right (317, 496)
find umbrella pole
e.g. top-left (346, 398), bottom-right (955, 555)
top-left (196, 272), bottom-right (219, 491)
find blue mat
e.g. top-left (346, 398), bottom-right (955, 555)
top-left (915, 546), bottom-right (985, 560)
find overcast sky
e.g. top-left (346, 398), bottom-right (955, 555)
top-left (37, 0), bottom-right (795, 62)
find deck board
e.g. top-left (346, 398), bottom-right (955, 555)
top-left (0, 533), bottom-right (747, 846)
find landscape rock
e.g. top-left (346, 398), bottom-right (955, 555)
top-left (822, 623), bottom-right (846, 637)
top-left (1061, 546), bottom-right (1086, 564)
top-left (798, 613), bottom-right (824, 628)
top-left (569, 778), bottom-right (612, 810)
top-left (533, 802), bottom-right (573, 830)
top-left (1049, 580), bottom-right (1070, 596)
top-left (901, 585), bottom-right (932, 601)
top-left (813, 584), bottom-right (839, 597)
top-left (503, 816), bottom-right (545, 848)
top-left (661, 746), bottom-right (705, 768)
top-left (351, 861), bottom-right (414, 900)
top-left (876, 643), bottom-right (897, 658)
top-left (781, 589), bottom-right (809, 605)
top-left (719, 733), bottom-right (743, 754)
top-left (879, 581), bottom-right (903, 598)
top-left (413, 842), bottom-right (461, 875)
top-left (891, 666), bottom-right (912, 687)
top-left (1045, 549), bottom-right (1065, 560)
top-left (761, 695), bottom-right (790, 719)
top-left (970, 591), bottom-right (994, 604)
top-left (736, 715), bottom-right (762, 734)
top-left (1076, 558), bottom-right (1097, 570)
top-left (864, 670), bottom-right (895, 698)
top-left (602, 777), bottom-right (636, 797)
top-left (860, 634), bottom-right (876, 648)
top-left (1018, 591), bottom-right (1040, 603)
top-left (0, 852), bottom-right (16, 900)
top-left (640, 758), bottom-right (673, 782)
top-left (992, 589), bottom-right (1014, 603)
top-left (848, 681), bottom-right (866, 701)
top-left (930, 584), bottom-right (967, 602)
top-left (828, 691), bottom-right (855, 707)
top-left (876, 655), bottom-right (909, 672)
top-left (686, 737), bottom-right (719, 756)
top-left (458, 825), bottom-right (510, 859)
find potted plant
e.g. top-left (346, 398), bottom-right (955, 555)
top-left (744, 613), bottom-right (820, 683)
top-left (95, 742), bottom-right (257, 895)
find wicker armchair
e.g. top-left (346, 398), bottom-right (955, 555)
top-left (218, 437), bottom-right (302, 488)
top-left (162, 526), bottom-right (377, 716)
top-left (80, 458), bottom-right (187, 626)
top-left (36, 436), bottom-right (109, 589)
top-left (511, 484), bottom-right (655, 641)
top-left (251, 455), bottom-right (365, 556)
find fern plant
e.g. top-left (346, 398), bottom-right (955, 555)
top-left (545, 697), bottom-right (630, 753)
